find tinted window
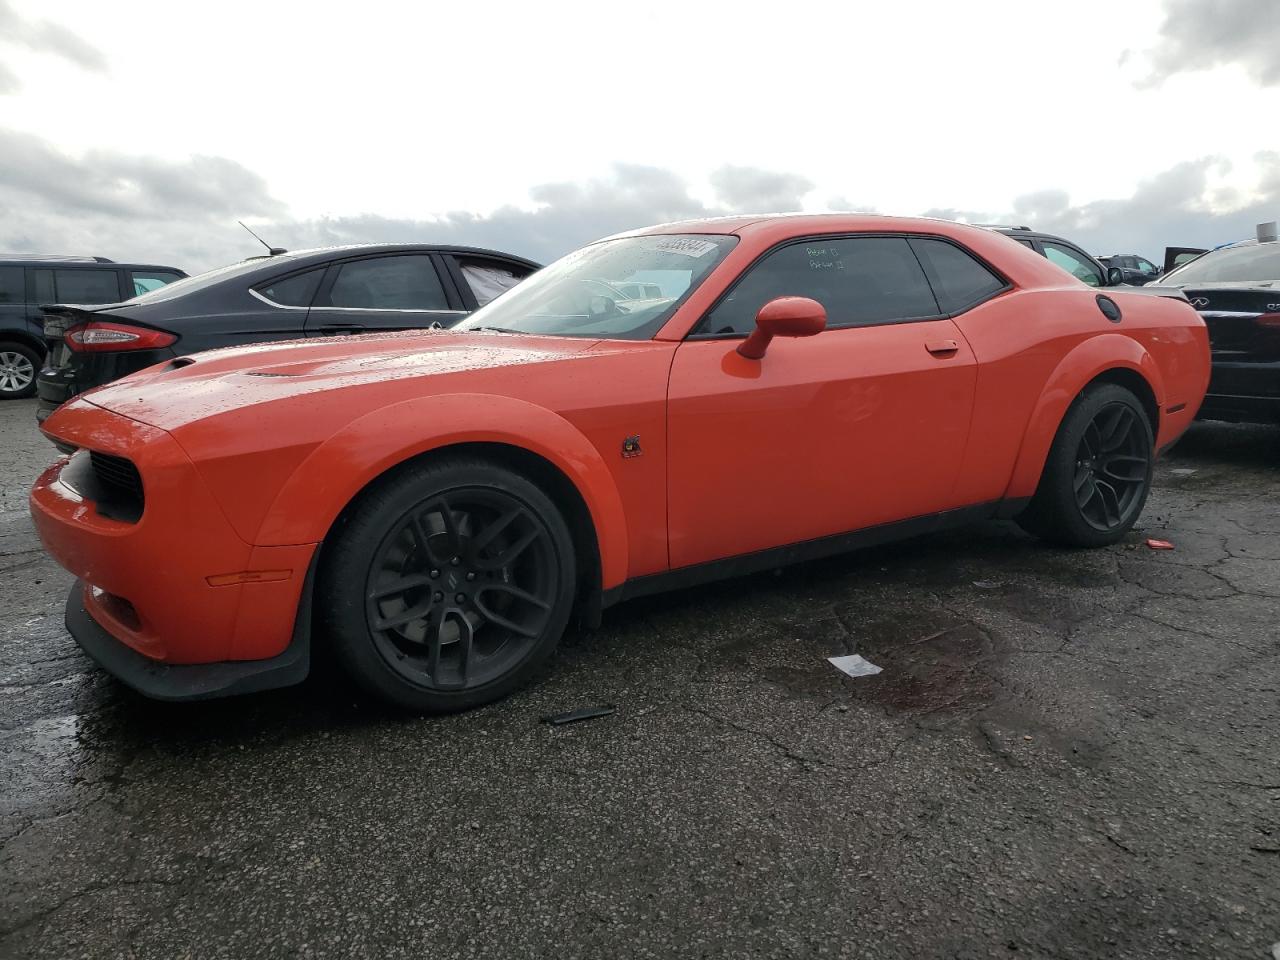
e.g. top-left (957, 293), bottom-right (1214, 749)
top-left (129, 271), bottom-right (183, 296)
top-left (1041, 242), bottom-right (1102, 287)
top-left (1015, 239), bottom-right (1036, 249)
top-left (700, 236), bottom-right (939, 335)
top-left (458, 258), bottom-right (530, 306)
top-left (257, 267), bottom-right (324, 306)
top-left (0, 267), bottom-right (22, 304)
top-left (909, 238), bottom-right (1005, 313)
top-left (324, 256), bottom-right (448, 310)
top-left (34, 270), bottom-right (55, 303)
top-left (126, 253), bottom-right (313, 305)
top-left (1163, 242), bottom-right (1280, 284)
top-left (53, 269), bottom-right (121, 303)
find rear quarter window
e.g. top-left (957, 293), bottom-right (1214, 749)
top-left (908, 238), bottom-right (1006, 313)
top-left (256, 267), bottom-right (324, 307)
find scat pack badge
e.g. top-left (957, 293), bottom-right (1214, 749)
top-left (621, 435), bottom-right (642, 459)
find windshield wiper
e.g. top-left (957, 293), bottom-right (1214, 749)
top-left (466, 325), bottom-right (524, 334)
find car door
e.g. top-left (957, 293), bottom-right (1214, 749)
top-left (305, 253), bottom-right (468, 335)
top-left (665, 234), bottom-right (983, 570)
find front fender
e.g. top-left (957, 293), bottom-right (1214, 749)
top-left (254, 393), bottom-right (630, 589)
top-left (1005, 334), bottom-right (1165, 499)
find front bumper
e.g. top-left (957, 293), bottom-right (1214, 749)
top-left (65, 579), bottom-right (311, 701)
top-left (30, 398), bottom-right (318, 694)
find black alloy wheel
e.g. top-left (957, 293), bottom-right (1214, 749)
top-left (1072, 402), bottom-right (1150, 532)
top-left (1016, 382), bottom-right (1154, 547)
top-left (320, 457), bottom-right (577, 712)
top-left (366, 488), bottom-right (558, 690)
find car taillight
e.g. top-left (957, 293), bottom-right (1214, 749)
top-left (65, 321), bottom-right (177, 353)
top-left (1255, 313), bottom-right (1280, 328)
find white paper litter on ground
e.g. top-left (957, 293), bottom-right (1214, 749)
top-left (828, 654), bottom-right (883, 678)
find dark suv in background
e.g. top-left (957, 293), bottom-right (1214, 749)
top-left (36, 243), bottom-right (539, 425)
top-left (1098, 254), bottom-right (1162, 285)
top-left (0, 256), bottom-right (185, 399)
top-left (987, 227), bottom-right (1126, 287)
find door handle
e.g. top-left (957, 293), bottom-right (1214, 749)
top-left (926, 339), bottom-right (959, 357)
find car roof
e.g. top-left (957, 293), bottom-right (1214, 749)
top-left (608, 213), bottom-right (1015, 241)
top-left (265, 243), bottom-right (541, 268)
top-left (0, 257), bottom-right (185, 271)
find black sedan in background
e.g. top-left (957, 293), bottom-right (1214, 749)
top-left (1156, 227), bottom-right (1280, 424)
top-left (36, 244), bottom-right (539, 425)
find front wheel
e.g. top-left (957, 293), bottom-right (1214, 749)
top-left (318, 457), bottom-right (577, 712)
top-left (1016, 382), bottom-right (1154, 547)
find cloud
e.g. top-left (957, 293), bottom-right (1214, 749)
top-left (709, 165), bottom-right (814, 212)
top-left (921, 153), bottom-right (1280, 258)
top-left (0, 128), bottom-right (285, 269)
top-left (265, 163), bottom-right (818, 271)
top-left (0, 0), bottom-right (107, 94)
top-left (2, 124), bottom-right (1277, 275)
top-left (1138, 0), bottom-right (1280, 87)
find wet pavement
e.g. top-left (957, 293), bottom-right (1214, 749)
top-left (1, 395), bottom-right (1277, 959)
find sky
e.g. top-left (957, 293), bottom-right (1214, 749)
top-left (0, 0), bottom-right (1278, 272)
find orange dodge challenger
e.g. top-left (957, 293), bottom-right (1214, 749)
top-left (31, 216), bottom-right (1210, 710)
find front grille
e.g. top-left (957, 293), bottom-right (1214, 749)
top-left (88, 450), bottom-right (144, 522)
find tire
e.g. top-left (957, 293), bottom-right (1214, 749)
top-left (0, 341), bottom-right (41, 400)
top-left (1016, 382), bottom-right (1154, 548)
top-left (317, 456), bottom-right (577, 712)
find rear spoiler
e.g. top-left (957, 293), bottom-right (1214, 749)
top-left (39, 303), bottom-right (123, 341)
top-left (1112, 285), bottom-right (1190, 303)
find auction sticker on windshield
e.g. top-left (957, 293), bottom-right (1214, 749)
top-left (644, 237), bottom-right (721, 258)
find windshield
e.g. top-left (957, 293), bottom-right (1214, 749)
top-left (1163, 242), bottom-right (1280, 285)
top-left (123, 253), bottom-right (308, 304)
top-left (453, 234), bottom-right (737, 339)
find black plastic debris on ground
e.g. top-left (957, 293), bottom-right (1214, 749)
top-left (541, 704), bottom-right (616, 726)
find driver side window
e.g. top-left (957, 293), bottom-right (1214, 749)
top-left (699, 237), bottom-right (939, 335)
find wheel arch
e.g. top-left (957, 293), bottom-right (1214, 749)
top-left (1005, 334), bottom-right (1165, 500)
top-left (0, 331), bottom-right (47, 358)
top-left (255, 393), bottom-right (628, 598)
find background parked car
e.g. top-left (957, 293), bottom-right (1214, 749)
top-left (1157, 222), bottom-right (1280, 424)
top-left (1098, 254), bottom-right (1161, 285)
top-left (0, 256), bottom-right (185, 400)
top-left (36, 243), bottom-right (540, 425)
top-left (986, 226), bottom-right (1127, 287)
top-left (1164, 246), bottom-right (1208, 274)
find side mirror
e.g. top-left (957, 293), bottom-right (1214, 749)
top-left (737, 296), bottom-right (826, 359)
top-left (1106, 267), bottom-right (1125, 286)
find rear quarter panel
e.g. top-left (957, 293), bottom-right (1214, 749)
top-left (953, 288), bottom-right (1208, 503)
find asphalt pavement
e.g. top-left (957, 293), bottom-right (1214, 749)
top-left (1, 396), bottom-right (1277, 959)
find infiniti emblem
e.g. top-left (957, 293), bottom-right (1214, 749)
top-left (1190, 297), bottom-right (1210, 308)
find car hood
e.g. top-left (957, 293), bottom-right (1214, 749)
top-left (79, 329), bottom-right (604, 432)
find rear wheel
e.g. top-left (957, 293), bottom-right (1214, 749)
top-left (1016, 382), bottom-right (1154, 547)
top-left (318, 457), bottom-right (576, 712)
top-left (0, 342), bottom-right (40, 399)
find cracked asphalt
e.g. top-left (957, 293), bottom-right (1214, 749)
top-left (1, 395), bottom-right (1278, 959)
